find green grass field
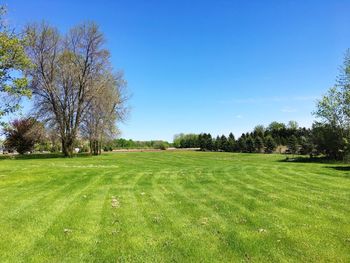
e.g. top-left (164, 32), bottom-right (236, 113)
top-left (0, 152), bottom-right (349, 262)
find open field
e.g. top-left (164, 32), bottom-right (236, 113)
top-left (0, 152), bottom-right (349, 262)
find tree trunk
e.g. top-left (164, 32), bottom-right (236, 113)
top-left (90, 139), bottom-right (99, 155)
top-left (61, 136), bottom-right (74, 157)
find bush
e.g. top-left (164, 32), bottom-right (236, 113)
top-left (103, 146), bottom-right (109, 152)
top-left (102, 146), bottom-right (113, 152)
top-left (80, 145), bottom-right (89, 153)
top-left (50, 145), bottom-right (61, 153)
top-left (4, 118), bottom-right (45, 154)
top-left (154, 142), bottom-right (167, 150)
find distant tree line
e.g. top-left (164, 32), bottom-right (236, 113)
top-left (173, 121), bottom-right (312, 155)
top-left (107, 138), bottom-right (170, 150)
top-left (2, 125), bottom-right (171, 154)
top-left (173, 120), bottom-right (350, 160)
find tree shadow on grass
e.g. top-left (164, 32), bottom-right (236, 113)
top-left (277, 156), bottom-right (340, 164)
top-left (0, 153), bottom-right (92, 160)
top-left (278, 156), bottom-right (350, 177)
top-left (325, 166), bottom-right (350, 171)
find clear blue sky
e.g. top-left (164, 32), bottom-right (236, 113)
top-left (5, 0), bottom-right (350, 141)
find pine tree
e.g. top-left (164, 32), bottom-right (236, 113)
top-left (198, 133), bottom-right (205, 151)
top-left (228, 132), bottom-right (235, 152)
top-left (246, 136), bottom-right (255, 153)
top-left (205, 133), bottom-right (213, 151)
top-left (287, 135), bottom-right (299, 154)
top-left (237, 137), bottom-right (247, 152)
top-left (214, 135), bottom-right (220, 151)
top-left (265, 136), bottom-right (277, 153)
top-left (254, 136), bottom-right (264, 153)
top-left (220, 135), bottom-right (228, 151)
top-left (299, 136), bottom-right (314, 157)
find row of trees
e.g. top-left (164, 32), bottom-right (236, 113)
top-left (2, 119), bottom-right (171, 154)
top-left (174, 121), bottom-right (350, 159)
top-left (111, 138), bottom-right (170, 150)
top-left (173, 121), bottom-right (305, 154)
top-left (0, 8), bottom-right (128, 156)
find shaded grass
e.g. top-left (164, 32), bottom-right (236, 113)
top-left (0, 152), bottom-right (349, 262)
top-left (0, 152), bottom-right (92, 160)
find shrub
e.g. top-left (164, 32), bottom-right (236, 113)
top-left (80, 145), bottom-right (89, 153)
top-left (154, 141), bottom-right (167, 150)
top-left (4, 118), bottom-right (45, 154)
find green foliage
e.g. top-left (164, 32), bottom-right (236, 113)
top-left (299, 136), bottom-right (315, 157)
top-left (199, 133), bottom-right (213, 151)
top-left (287, 120), bottom-right (299, 130)
top-left (265, 136), bottom-right (277, 153)
top-left (313, 50), bottom-right (350, 159)
top-left (80, 145), bottom-right (90, 153)
top-left (113, 138), bottom-right (169, 150)
top-left (287, 135), bottom-right (299, 154)
top-left (0, 8), bottom-right (31, 119)
top-left (153, 141), bottom-right (167, 150)
top-left (213, 135), bottom-right (220, 151)
top-left (254, 136), bottom-right (264, 152)
top-left (268, 121), bottom-right (286, 132)
top-left (50, 144), bottom-right (61, 153)
top-left (237, 136), bottom-right (247, 152)
top-left (173, 133), bottom-right (199, 148)
top-left (219, 135), bottom-right (228, 152)
top-left (312, 122), bottom-right (346, 160)
top-left (35, 141), bottom-right (51, 152)
top-left (245, 136), bottom-right (255, 153)
top-left (228, 132), bottom-right (236, 152)
top-left (253, 125), bottom-right (265, 138)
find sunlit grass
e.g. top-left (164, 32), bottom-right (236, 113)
top-left (0, 152), bottom-right (349, 262)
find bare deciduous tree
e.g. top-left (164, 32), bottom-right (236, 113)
top-left (25, 22), bottom-right (114, 156)
top-left (81, 72), bottom-right (128, 155)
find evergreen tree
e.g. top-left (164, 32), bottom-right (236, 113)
top-left (214, 135), bottom-right (220, 151)
top-left (299, 136), bottom-right (314, 157)
top-left (220, 135), bottom-right (228, 151)
top-left (253, 125), bottom-right (265, 138)
top-left (208, 133), bottom-right (214, 151)
top-left (246, 136), bottom-right (255, 153)
top-left (237, 136), bottom-right (247, 152)
top-left (228, 132), bottom-right (235, 152)
top-left (201, 133), bottom-right (213, 151)
top-left (198, 133), bottom-right (206, 151)
top-left (265, 136), bottom-right (277, 153)
top-left (254, 136), bottom-right (264, 153)
top-left (287, 135), bottom-right (299, 154)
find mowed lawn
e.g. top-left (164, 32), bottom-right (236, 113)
top-left (0, 152), bottom-right (350, 262)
